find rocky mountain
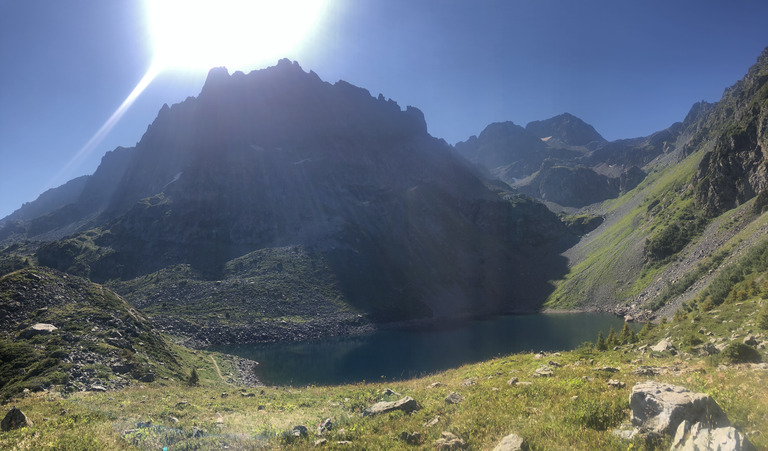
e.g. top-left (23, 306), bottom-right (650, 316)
top-left (455, 113), bottom-right (651, 208)
top-left (525, 112), bottom-right (606, 147)
top-left (0, 60), bottom-right (576, 342)
top-left (546, 46), bottom-right (768, 316)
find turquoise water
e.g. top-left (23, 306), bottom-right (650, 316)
top-left (209, 313), bottom-right (633, 386)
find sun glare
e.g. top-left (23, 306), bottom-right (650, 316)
top-left (146, 0), bottom-right (329, 71)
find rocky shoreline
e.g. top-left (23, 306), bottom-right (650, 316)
top-left (150, 304), bottom-right (652, 352)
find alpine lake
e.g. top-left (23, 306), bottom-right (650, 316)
top-left (209, 313), bottom-right (635, 386)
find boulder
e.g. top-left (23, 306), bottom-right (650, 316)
top-left (434, 431), bottom-right (467, 450)
top-left (630, 381), bottom-right (729, 437)
top-left (292, 425), bottom-right (308, 437)
top-left (534, 365), bottom-right (554, 377)
top-left (139, 372), bottom-right (155, 383)
top-left (20, 323), bottom-right (57, 339)
top-left (492, 433), bottom-right (529, 451)
top-left (671, 420), bottom-right (756, 451)
top-left (651, 338), bottom-right (677, 354)
top-left (1, 407), bottom-right (33, 431)
top-left (363, 396), bottom-right (421, 417)
top-left (445, 392), bottom-right (464, 404)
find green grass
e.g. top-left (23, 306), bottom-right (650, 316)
top-left (2, 287), bottom-right (767, 450)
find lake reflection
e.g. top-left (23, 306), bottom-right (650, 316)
top-left (209, 313), bottom-right (632, 386)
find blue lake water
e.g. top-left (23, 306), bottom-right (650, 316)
top-left (209, 313), bottom-right (633, 386)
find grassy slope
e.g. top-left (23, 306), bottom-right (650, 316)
top-left (546, 147), bottom-right (707, 309)
top-left (2, 276), bottom-right (767, 450)
top-left (0, 267), bottom-right (204, 401)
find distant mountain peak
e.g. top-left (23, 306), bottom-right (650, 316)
top-left (525, 113), bottom-right (605, 146)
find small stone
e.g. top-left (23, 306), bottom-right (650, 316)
top-left (492, 433), bottom-right (528, 451)
top-left (400, 431), bottom-right (422, 445)
top-left (221, 392), bottom-right (228, 398)
top-left (317, 418), bottom-right (333, 435)
top-left (612, 428), bottom-right (638, 440)
top-left (607, 379), bottom-right (626, 389)
top-left (533, 366), bottom-right (553, 377)
top-left (314, 438), bottom-right (327, 446)
top-left (292, 425), bottom-right (308, 437)
top-left (595, 366), bottom-right (620, 373)
top-left (90, 384), bottom-right (108, 392)
top-left (460, 378), bottom-right (476, 387)
top-left (1, 407), bottom-right (33, 431)
top-left (445, 392), bottom-right (464, 404)
top-left (426, 382), bottom-right (444, 389)
top-left (336, 440), bottom-right (352, 445)
top-left (424, 415), bottom-right (440, 428)
top-left (507, 377), bottom-right (519, 386)
top-left (169, 416), bottom-right (179, 423)
top-left (434, 431), bottom-right (467, 450)
top-left (547, 360), bottom-right (562, 368)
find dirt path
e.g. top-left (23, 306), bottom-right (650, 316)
top-left (210, 355), bottom-right (233, 385)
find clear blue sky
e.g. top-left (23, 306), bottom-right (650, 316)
top-left (2, 0), bottom-right (768, 219)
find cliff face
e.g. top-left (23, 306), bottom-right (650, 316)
top-left (693, 48), bottom-right (768, 216)
top-left (20, 60), bottom-right (573, 325)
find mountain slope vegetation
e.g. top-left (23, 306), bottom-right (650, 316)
top-left (546, 47), bottom-right (768, 316)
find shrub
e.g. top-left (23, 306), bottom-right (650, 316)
top-left (187, 368), bottom-right (199, 386)
top-left (722, 342), bottom-right (762, 364)
top-left (758, 305), bottom-right (768, 330)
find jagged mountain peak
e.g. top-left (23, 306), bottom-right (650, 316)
top-left (525, 112), bottom-right (605, 146)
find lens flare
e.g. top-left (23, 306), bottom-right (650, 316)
top-left (47, 63), bottom-right (162, 189)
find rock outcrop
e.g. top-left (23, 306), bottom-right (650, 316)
top-left (671, 420), bottom-right (756, 451)
top-left (362, 396), bottom-right (421, 417)
top-left (1, 407), bottom-right (33, 431)
top-left (627, 381), bottom-right (754, 450)
top-left (630, 381), bottom-right (729, 436)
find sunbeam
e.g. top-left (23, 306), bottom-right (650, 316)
top-left (45, 63), bottom-right (163, 191)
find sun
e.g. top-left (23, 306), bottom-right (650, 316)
top-left (145, 0), bottom-right (329, 71)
